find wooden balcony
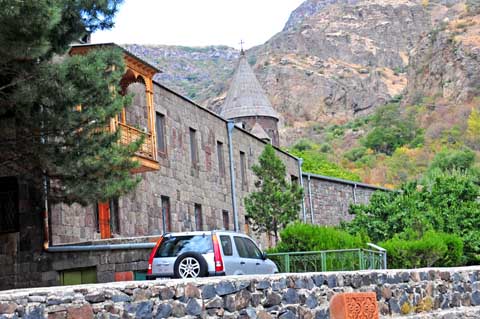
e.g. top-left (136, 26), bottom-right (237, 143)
top-left (117, 123), bottom-right (159, 173)
top-left (70, 43), bottom-right (162, 174)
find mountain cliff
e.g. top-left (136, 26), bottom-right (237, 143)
top-left (127, 1), bottom-right (461, 133)
top-left (125, 0), bottom-right (479, 186)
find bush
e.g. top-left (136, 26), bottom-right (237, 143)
top-left (362, 103), bottom-right (422, 155)
top-left (428, 148), bottom-right (476, 172)
top-left (344, 146), bottom-right (367, 162)
top-left (272, 222), bottom-right (366, 253)
top-left (291, 139), bottom-right (314, 152)
top-left (380, 231), bottom-right (463, 268)
top-left (344, 170), bottom-right (480, 265)
top-left (289, 149), bottom-right (361, 181)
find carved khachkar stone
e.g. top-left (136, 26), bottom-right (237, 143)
top-left (330, 292), bottom-right (379, 319)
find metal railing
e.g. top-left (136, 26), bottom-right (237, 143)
top-left (268, 246), bottom-right (387, 273)
top-left (118, 123), bottom-right (154, 159)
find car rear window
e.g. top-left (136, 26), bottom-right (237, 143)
top-left (155, 235), bottom-right (213, 258)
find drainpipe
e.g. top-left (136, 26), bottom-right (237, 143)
top-left (353, 183), bottom-right (358, 204)
top-left (40, 105), bottom-right (51, 251)
top-left (297, 158), bottom-right (306, 223)
top-left (307, 174), bottom-right (314, 223)
top-left (227, 121), bottom-right (239, 232)
top-left (42, 176), bottom-right (50, 250)
top-left (46, 242), bottom-right (155, 252)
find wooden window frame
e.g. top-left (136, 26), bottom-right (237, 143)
top-left (222, 210), bottom-right (229, 230)
top-left (189, 128), bottom-right (199, 167)
top-left (161, 195), bottom-right (171, 233)
top-left (194, 203), bottom-right (203, 231)
top-left (217, 141), bottom-right (225, 178)
top-left (240, 151), bottom-right (247, 190)
top-left (155, 112), bottom-right (167, 156)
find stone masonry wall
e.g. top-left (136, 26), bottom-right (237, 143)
top-left (1, 267), bottom-right (480, 318)
top-left (49, 82), bottom-right (300, 245)
top-left (303, 174), bottom-right (388, 226)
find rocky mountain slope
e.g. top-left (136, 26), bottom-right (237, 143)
top-left (125, 0), bottom-right (479, 186)
top-left (124, 44), bottom-right (239, 104)
top-left (127, 0), bottom-right (466, 142)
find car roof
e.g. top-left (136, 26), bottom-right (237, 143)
top-left (162, 230), bottom-right (249, 237)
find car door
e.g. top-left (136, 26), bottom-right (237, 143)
top-left (240, 237), bottom-right (272, 274)
top-left (233, 236), bottom-right (256, 274)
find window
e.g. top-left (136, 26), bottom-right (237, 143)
top-left (217, 141), bottom-right (225, 177)
top-left (240, 151), bottom-right (247, 190)
top-left (244, 216), bottom-right (250, 235)
top-left (96, 198), bottom-right (120, 239)
top-left (222, 210), bottom-right (229, 230)
top-left (189, 128), bottom-right (198, 166)
top-left (156, 112), bottom-right (166, 154)
top-left (110, 198), bottom-right (120, 234)
top-left (291, 175), bottom-right (299, 184)
top-left (219, 235), bottom-right (233, 256)
top-left (234, 237), bottom-right (263, 259)
top-left (161, 196), bottom-right (171, 233)
top-left (60, 267), bottom-right (97, 285)
top-left (194, 203), bottom-right (203, 231)
top-left (242, 237), bottom-right (263, 259)
top-left (155, 235), bottom-right (213, 258)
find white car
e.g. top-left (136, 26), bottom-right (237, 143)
top-left (146, 230), bottom-right (278, 279)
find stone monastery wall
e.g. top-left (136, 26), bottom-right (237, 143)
top-left (50, 82), bottom-right (300, 245)
top-left (1, 267), bottom-right (480, 318)
top-left (304, 174), bottom-right (388, 226)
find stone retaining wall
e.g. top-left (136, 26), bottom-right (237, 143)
top-left (1, 267), bottom-right (480, 318)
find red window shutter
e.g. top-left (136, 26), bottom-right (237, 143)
top-left (98, 202), bottom-right (111, 239)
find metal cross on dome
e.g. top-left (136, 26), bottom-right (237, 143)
top-left (239, 40), bottom-right (245, 55)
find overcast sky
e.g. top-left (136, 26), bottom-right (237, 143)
top-left (91, 0), bottom-right (305, 49)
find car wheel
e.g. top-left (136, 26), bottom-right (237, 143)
top-left (173, 252), bottom-right (208, 279)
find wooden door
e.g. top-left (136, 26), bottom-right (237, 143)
top-left (98, 202), bottom-right (111, 239)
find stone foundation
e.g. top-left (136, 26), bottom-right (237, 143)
top-left (1, 267), bottom-right (480, 318)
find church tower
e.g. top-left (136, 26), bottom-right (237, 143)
top-left (220, 50), bottom-right (280, 146)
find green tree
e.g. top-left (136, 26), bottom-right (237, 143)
top-left (244, 145), bottom-right (304, 244)
top-left (362, 103), bottom-right (422, 155)
top-left (343, 170), bottom-right (480, 264)
top-left (0, 0), bottom-right (142, 204)
top-left (428, 148), bottom-right (476, 173)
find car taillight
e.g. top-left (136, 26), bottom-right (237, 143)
top-left (212, 234), bottom-right (224, 272)
top-left (147, 237), bottom-right (163, 275)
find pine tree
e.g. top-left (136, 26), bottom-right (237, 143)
top-left (244, 144), bottom-right (303, 245)
top-left (0, 0), bottom-right (142, 204)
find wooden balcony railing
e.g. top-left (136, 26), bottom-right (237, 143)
top-left (118, 122), bottom-right (154, 160)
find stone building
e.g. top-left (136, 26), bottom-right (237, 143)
top-left (0, 43), bottom-right (386, 290)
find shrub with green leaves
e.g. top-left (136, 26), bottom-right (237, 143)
top-left (343, 170), bottom-right (480, 265)
top-left (428, 148), bottom-right (476, 173)
top-left (344, 146), bottom-right (368, 162)
top-left (380, 230), bottom-right (463, 269)
top-left (362, 103), bottom-right (422, 155)
top-left (289, 149), bottom-right (361, 181)
top-left (272, 222), bottom-right (366, 253)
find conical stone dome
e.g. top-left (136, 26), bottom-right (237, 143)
top-left (220, 53), bottom-right (279, 120)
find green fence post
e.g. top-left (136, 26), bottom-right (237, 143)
top-left (358, 249), bottom-right (363, 270)
top-left (285, 253), bottom-right (290, 273)
top-left (321, 252), bottom-right (326, 272)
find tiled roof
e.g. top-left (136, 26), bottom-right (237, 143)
top-left (220, 53), bottom-right (279, 120)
